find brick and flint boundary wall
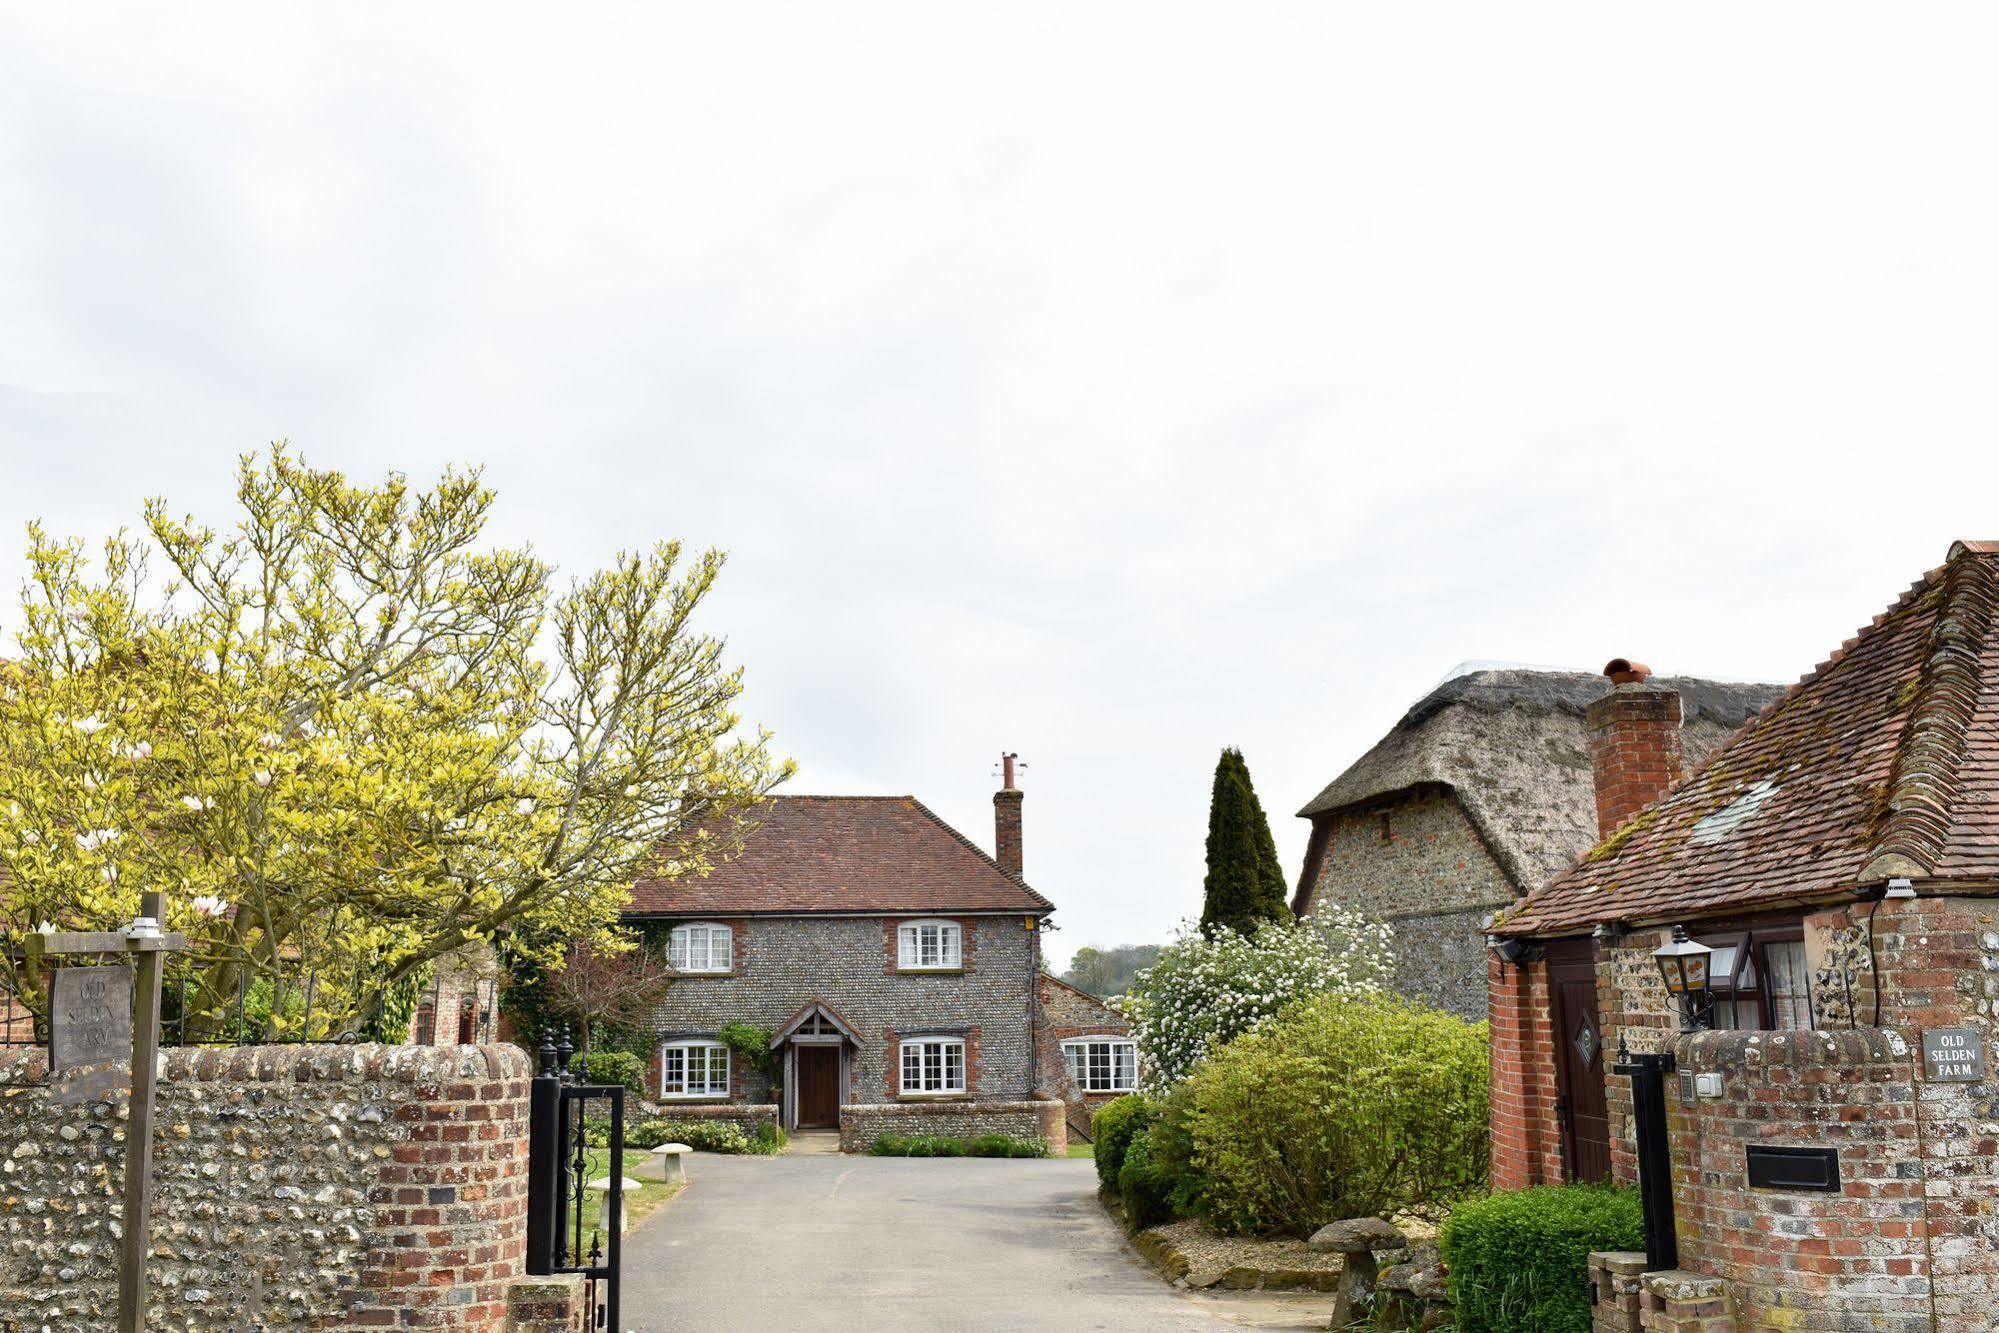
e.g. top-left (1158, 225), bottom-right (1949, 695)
top-left (1525, 895), bottom-right (1999, 1330)
top-left (630, 1100), bottom-right (777, 1139)
top-left (837, 1099), bottom-right (1066, 1154)
top-left (0, 1042), bottom-right (549, 1331)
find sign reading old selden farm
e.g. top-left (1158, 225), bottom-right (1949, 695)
top-left (50, 964), bottom-right (133, 1075)
top-left (1921, 1027), bottom-right (1988, 1083)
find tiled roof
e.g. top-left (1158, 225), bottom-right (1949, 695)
top-left (625, 795), bottom-right (1054, 917)
top-left (1495, 542), bottom-right (1999, 938)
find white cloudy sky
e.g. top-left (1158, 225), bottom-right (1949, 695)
top-left (5, 5), bottom-right (1998, 969)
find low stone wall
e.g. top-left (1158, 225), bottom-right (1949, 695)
top-left (0, 1042), bottom-right (537, 1330)
top-left (634, 1101), bottom-right (778, 1138)
top-left (838, 1099), bottom-right (1066, 1153)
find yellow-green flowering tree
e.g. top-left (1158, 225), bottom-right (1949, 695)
top-left (0, 448), bottom-right (791, 1038)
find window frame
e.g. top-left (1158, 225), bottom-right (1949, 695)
top-left (667, 922), bottom-right (735, 975)
top-left (897, 1036), bottom-right (968, 1097)
top-left (895, 919), bottom-right (965, 972)
top-left (658, 1039), bottom-right (732, 1099)
top-left (1694, 917), bottom-right (1812, 1032)
top-left (1061, 1035), bottom-right (1139, 1093)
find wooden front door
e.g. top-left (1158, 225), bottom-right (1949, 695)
top-left (1548, 942), bottom-right (1612, 1183)
top-left (796, 1045), bottom-right (839, 1129)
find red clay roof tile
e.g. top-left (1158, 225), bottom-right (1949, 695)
top-left (625, 795), bottom-right (1054, 917)
top-left (1495, 542), bottom-right (1999, 937)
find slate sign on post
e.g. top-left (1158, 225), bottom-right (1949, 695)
top-left (50, 964), bottom-right (133, 1074)
top-left (1922, 1027), bottom-right (1988, 1083)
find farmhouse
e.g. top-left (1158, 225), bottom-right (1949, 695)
top-left (1490, 541), bottom-right (1999, 1329)
top-left (624, 758), bottom-right (1127, 1150)
top-left (1293, 667), bottom-right (1777, 1020)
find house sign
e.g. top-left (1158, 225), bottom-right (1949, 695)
top-left (51, 964), bottom-right (133, 1075)
top-left (1921, 1027), bottom-right (1987, 1083)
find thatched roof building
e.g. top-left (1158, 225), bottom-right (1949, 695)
top-left (1293, 667), bottom-right (1783, 1018)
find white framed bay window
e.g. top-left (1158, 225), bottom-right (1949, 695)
top-left (1062, 1037), bottom-right (1138, 1093)
top-left (896, 919), bottom-right (963, 971)
top-left (898, 1036), bottom-right (967, 1096)
top-left (668, 922), bottom-right (733, 974)
top-left (659, 1040), bottom-right (730, 1099)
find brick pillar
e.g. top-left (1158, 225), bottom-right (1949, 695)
top-left (1639, 1272), bottom-right (1733, 1331)
top-left (1590, 1252), bottom-right (1648, 1333)
top-left (1033, 1096), bottom-right (1069, 1155)
top-left (994, 753), bottom-right (1024, 877)
top-left (1587, 661), bottom-right (1684, 839)
top-left (1487, 952), bottom-right (1564, 1189)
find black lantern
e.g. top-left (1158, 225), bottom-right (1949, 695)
top-left (1652, 924), bottom-right (1715, 1031)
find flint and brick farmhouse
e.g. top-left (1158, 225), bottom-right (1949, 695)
top-left (624, 761), bottom-right (1128, 1150)
top-left (1292, 668), bottom-right (1778, 1020)
top-left (1490, 541), bottom-right (1999, 1329)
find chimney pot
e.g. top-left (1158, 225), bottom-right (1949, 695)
top-left (1603, 658), bottom-right (1653, 686)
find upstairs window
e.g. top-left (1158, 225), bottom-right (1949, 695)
top-left (897, 920), bottom-right (963, 971)
top-left (1062, 1038), bottom-right (1138, 1093)
top-left (899, 1037), bottom-right (967, 1095)
top-left (669, 923), bottom-right (733, 974)
top-left (660, 1040), bottom-right (730, 1098)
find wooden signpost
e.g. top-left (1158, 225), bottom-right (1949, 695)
top-left (41, 890), bottom-right (187, 1333)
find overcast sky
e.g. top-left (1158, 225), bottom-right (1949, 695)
top-left (5, 6), bottom-right (1999, 969)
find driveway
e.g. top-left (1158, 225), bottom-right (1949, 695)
top-left (619, 1153), bottom-right (1324, 1332)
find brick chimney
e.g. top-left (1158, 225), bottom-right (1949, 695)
top-left (994, 752), bottom-right (1023, 877)
top-left (1587, 659), bottom-right (1684, 839)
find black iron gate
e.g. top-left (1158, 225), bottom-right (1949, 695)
top-left (527, 1031), bottom-right (624, 1331)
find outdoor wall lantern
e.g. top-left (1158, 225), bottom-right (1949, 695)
top-left (1652, 924), bottom-right (1715, 1031)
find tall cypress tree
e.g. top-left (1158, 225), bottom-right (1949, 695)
top-left (1234, 750), bottom-right (1293, 920)
top-left (1200, 748), bottom-right (1291, 936)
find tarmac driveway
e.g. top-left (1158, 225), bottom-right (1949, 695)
top-left (619, 1153), bottom-right (1323, 1332)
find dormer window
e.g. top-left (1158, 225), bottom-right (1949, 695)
top-left (897, 919), bottom-right (963, 971)
top-left (668, 922), bottom-right (733, 974)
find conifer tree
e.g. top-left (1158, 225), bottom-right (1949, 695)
top-left (1199, 748), bottom-right (1290, 936)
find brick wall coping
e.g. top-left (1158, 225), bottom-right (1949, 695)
top-left (637, 1102), bottom-right (777, 1121)
top-left (1670, 1026), bottom-right (1911, 1072)
top-left (840, 1098), bottom-right (1060, 1117)
top-left (0, 1040), bottom-right (529, 1088)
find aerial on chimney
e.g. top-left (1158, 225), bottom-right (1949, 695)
top-left (994, 752), bottom-right (1023, 877)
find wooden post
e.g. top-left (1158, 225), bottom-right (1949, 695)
top-left (43, 894), bottom-right (186, 1333)
top-left (118, 890), bottom-right (168, 1333)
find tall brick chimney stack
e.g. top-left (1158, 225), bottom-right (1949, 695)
top-left (1587, 659), bottom-right (1685, 839)
top-left (994, 752), bottom-right (1023, 878)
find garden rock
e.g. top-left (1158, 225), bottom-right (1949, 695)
top-left (1310, 1219), bottom-right (1408, 1329)
top-left (1308, 1217), bottom-right (1406, 1253)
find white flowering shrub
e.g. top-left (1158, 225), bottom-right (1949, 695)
top-left (1113, 909), bottom-right (1395, 1089)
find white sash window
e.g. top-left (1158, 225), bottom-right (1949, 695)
top-left (898, 1037), bottom-right (967, 1095)
top-left (896, 920), bottom-right (963, 971)
top-left (668, 923), bottom-right (733, 974)
top-left (1062, 1037), bottom-right (1139, 1093)
top-left (659, 1040), bottom-right (731, 1098)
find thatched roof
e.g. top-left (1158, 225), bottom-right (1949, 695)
top-left (1295, 668), bottom-right (1786, 904)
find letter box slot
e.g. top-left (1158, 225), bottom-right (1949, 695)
top-left (1745, 1144), bottom-right (1841, 1193)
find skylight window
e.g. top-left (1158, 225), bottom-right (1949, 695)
top-left (1691, 780), bottom-right (1780, 845)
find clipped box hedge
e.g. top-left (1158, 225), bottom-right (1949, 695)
top-left (1441, 1184), bottom-right (1643, 1333)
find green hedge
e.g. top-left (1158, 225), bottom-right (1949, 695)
top-left (1090, 1094), bottom-right (1156, 1190)
top-left (1170, 992), bottom-right (1488, 1236)
top-left (1116, 1129), bottom-right (1176, 1230)
top-left (597, 1118), bottom-right (785, 1155)
top-left (1441, 1184), bottom-right (1644, 1333)
top-left (868, 1133), bottom-right (1049, 1158)
top-left (581, 1050), bottom-right (649, 1097)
